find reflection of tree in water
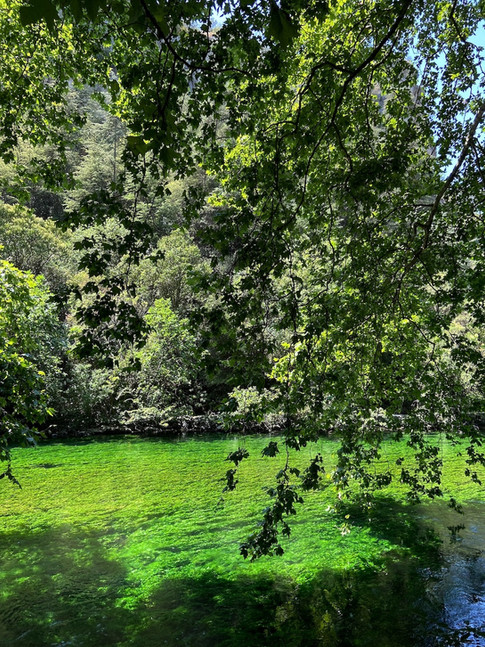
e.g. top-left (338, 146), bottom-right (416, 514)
top-left (414, 502), bottom-right (485, 647)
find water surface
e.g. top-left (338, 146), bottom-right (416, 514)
top-left (0, 435), bottom-right (484, 646)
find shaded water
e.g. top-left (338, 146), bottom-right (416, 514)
top-left (0, 435), bottom-right (484, 646)
top-left (422, 503), bottom-right (485, 646)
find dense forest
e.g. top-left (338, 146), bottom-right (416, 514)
top-left (1, 0), bottom-right (485, 560)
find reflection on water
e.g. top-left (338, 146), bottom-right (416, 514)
top-left (423, 503), bottom-right (485, 646)
top-left (1, 508), bottom-right (482, 646)
top-left (438, 555), bottom-right (485, 644)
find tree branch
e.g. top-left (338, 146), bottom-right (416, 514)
top-left (414, 104), bottom-right (484, 257)
top-left (138, 0), bottom-right (250, 76)
top-left (392, 103), bottom-right (485, 302)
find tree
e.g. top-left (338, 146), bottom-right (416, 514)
top-left (0, 260), bottom-right (57, 483)
top-left (118, 297), bottom-right (205, 429)
top-left (0, 202), bottom-right (74, 294)
top-left (2, 0), bottom-right (485, 556)
top-left (134, 229), bottom-right (208, 315)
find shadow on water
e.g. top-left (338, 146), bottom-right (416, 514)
top-left (0, 498), bottom-right (483, 646)
top-left (332, 496), bottom-right (485, 647)
top-left (0, 527), bottom-right (130, 647)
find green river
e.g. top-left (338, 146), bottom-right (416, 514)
top-left (0, 435), bottom-right (484, 646)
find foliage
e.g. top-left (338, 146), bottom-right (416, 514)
top-left (0, 201), bottom-right (74, 294)
top-left (49, 362), bottom-right (118, 431)
top-left (221, 386), bottom-right (281, 432)
top-left (193, 0), bottom-right (485, 556)
top-left (117, 298), bottom-right (204, 429)
top-left (63, 113), bottom-right (124, 214)
top-left (1, 0), bottom-right (485, 555)
top-left (135, 229), bottom-right (208, 315)
top-left (0, 259), bottom-right (57, 482)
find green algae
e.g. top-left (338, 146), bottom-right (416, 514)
top-left (0, 435), bottom-right (484, 646)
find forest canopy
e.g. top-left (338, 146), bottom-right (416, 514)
top-left (1, 0), bottom-right (485, 557)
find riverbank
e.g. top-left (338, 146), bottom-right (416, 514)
top-left (44, 410), bottom-right (485, 442)
top-left (44, 414), bottom-right (288, 439)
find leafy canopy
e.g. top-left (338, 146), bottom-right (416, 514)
top-left (2, 0), bottom-right (485, 556)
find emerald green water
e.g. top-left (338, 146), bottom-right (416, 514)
top-left (0, 435), bottom-right (484, 646)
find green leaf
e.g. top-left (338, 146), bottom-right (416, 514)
top-left (261, 441), bottom-right (279, 457)
top-left (19, 0), bottom-right (58, 29)
top-left (126, 135), bottom-right (149, 155)
top-left (83, 0), bottom-right (103, 21)
top-left (268, 4), bottom-right (298, 47)
top-left (145, 0), bottom-right (169, 32)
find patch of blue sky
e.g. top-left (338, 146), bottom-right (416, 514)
top-left (407, 19), bottom-right (485, 173)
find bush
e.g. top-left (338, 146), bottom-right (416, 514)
top-left (118, 298), bottom-right (206, 429)
top-left (49, 362), bottom-right (118, 432)
top-left (0, 259), bottom-right (60, 481)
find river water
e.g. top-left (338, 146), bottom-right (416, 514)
top-left (422, 502), bottom-right (485, 646)
top-left (0, 436), bottom-right (483, 646)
